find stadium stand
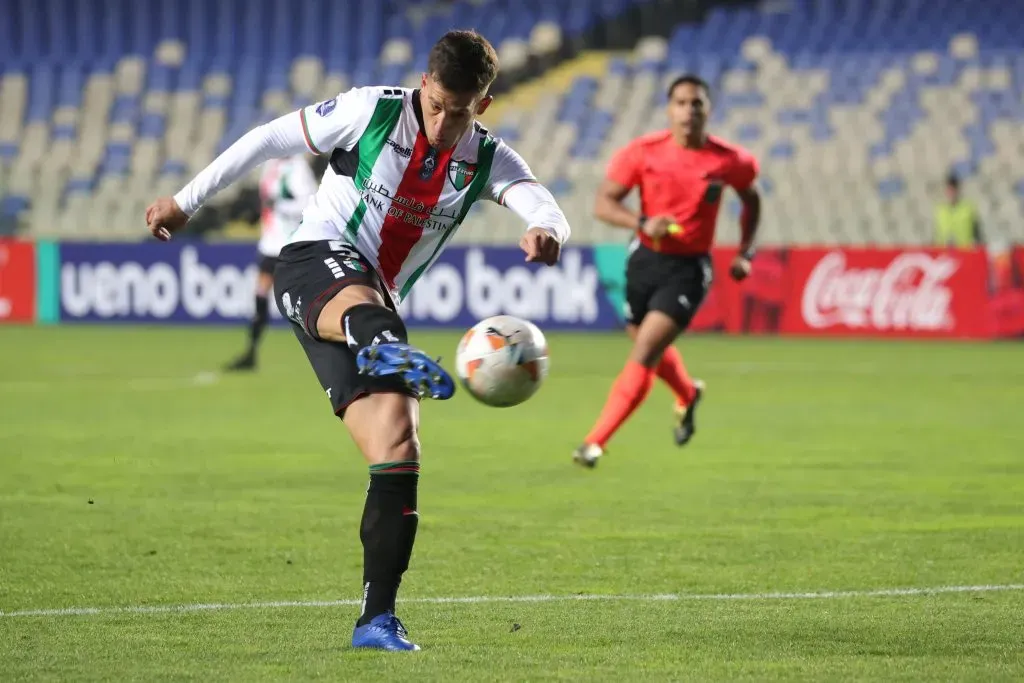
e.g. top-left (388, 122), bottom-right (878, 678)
top-left (1, 0), bottom-right (1022, 248)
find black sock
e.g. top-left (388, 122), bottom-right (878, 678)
top-left (356, 460), bottom-right (420, 626)
top-left (342, 303), bottom-right (408, 353)
top-left (247, 295), bottom-right (269, 354)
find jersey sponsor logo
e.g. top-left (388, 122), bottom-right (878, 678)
top-left (448, 160), bottom-right (478, 191)
top-left (315, 98), bottom-right (337, 117)
top-left (386, 138), bottom-right (412, 158)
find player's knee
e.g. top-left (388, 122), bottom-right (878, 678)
top-left (373, 416), bottom-right (421, 464)
top-left (629, 345), bottom-right (663, 369)
top-left (315, 285), bottom-right (389, 342)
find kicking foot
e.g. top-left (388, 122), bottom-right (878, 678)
top-left (673, 379), bottom-right (706, 446)
top-left (356, 343), bottom-right (455, 400)
top-left (572, 443), bottom-right (605, 469)
top-left (351, 612), bottom-right (420, 651)
top-left (224, 351), bottom-right (256, 372)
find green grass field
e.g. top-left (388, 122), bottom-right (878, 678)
top-left (1, 326), bottom-right (1023, 681)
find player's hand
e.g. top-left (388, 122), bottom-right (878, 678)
top-left (145, 196), bottom-right (189, 242)
top-left (520, 227), bottom-right (561, 266)
top-left (730, 255), bottom-right (752, 282)
top-left (641, 216), bottom-right (677, 239)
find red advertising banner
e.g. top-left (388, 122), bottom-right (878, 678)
top-left (683, 246), bottom-right (1022, 340)
top-left (987, 245), bottom-right (1024, 338)
top-left (0, 239), bottom-right (35, 323)
top-left (780, 248), bottom-right (991, 338)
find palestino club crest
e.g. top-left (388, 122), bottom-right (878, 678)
top-left (448, 159), bottom-right (478, 191)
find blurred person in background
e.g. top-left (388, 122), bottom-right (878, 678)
top-left (935, 173), bottom-right (983, 249)
top-left (224, 153), bottom-right (318, 371)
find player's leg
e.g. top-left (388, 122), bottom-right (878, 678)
top-left (575, 311), bottom-right (681, 466)
top-left (574, 252), bottom-right (709, 465)
top-left (287, 327), bottom-right (423, 651)
top-left (280, 240), bottom-right (454, 400)
top-left (629, 322), bottom-right (702, 426)
top-left (225, 256), bottom-right (277, 371)
top-left (273, 240), bottom-right (425, 651)
top-left (342, 393), bottom-right (423, 650)
top-left (573, 251), bottom-right (664, 466)
top-left (644, 256), bottom-right (712, 446)
top-left (315, 286), bottom-right (455, 400)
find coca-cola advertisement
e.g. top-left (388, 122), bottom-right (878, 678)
top-left (779, 248), bottom-right (991, 338)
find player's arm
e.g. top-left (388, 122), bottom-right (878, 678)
top-left (488, 142), bottom-right (570, 266)
top-left (594, 178), bottom-right (641, 230)
top-left (727, 152), bottom-right (762, 281)
top-left (736, 185), bottom-right (761, 259)
top-left (147, 89), bottom-right (372, 241)
top-left (594, 141), bottom-right (675, 237)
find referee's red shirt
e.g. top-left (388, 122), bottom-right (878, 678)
top-left (606, 130), bottom-right (759, 255)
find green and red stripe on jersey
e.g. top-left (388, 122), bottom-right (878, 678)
top-left (495, 178), bottom-right (537, 204)
top-left (375, 132), bottom-right (455, 290)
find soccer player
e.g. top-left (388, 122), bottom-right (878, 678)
top-left (145, 30), bottom-right (570, 650)
top-left (573, 74), bottom-right (761, 468)
top-left (224, 153), bottom-right (318, 371)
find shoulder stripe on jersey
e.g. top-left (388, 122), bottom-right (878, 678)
top-left (299, 109), bottom-right (323, 155)
top-left (381, 88), bottom-right (403, 97)
top-left (496, 177), bottom-right (538, 204)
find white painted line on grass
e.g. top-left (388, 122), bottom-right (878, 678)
top-left (0, 373), bottom-right (221, 393)
top-left (2, 583), bottom-right (1022, 619)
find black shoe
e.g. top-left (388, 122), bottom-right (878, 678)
top-left (572, 443), bottom-right (604, 468)
top-left (224, 351), bottom-right (256, 372)
top-left (673, 380), bottom-right (705, 446)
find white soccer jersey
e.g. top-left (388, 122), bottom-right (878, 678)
top-left (292, 87), bottom-right (542, 304)
top-left (257, 154), bottom-right (317, 257)
top-left (173, 85), bottom-right (569, 306)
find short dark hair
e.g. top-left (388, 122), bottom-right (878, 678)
top-left (946, 172), bottom-right (960, 188)
top-left (427, 30), bottom-right (500, 94)
top-left (667, 74), bottom-right (711, 101)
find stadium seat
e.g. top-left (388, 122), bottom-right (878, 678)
top-left (1, 0), bottom-right (1022, 244)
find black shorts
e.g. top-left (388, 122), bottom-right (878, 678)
top-left (623, 240), bottom-right (713, 329)
top-left (257, 254), bottom-right (278, 275)
top-left (272, 240), bottom-right (415, 418)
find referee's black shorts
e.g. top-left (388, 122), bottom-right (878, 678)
top-left (623, 239), bottom-right (713, 330)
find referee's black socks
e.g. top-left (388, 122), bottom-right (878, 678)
top-left (356, 460), bottom-right (420, 626)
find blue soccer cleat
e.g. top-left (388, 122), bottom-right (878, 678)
top-left (351, 612), bottom-right (421, 651)
top-left (356, 342), bottom-right (456, 400)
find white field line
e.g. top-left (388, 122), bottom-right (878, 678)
top-left (2, 583), bottom-right (1022, 618)
top-left (0, 372), bottom-right (220, 392)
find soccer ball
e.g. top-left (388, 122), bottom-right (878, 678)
top-left (455, 315), bottom-right (549, 407)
